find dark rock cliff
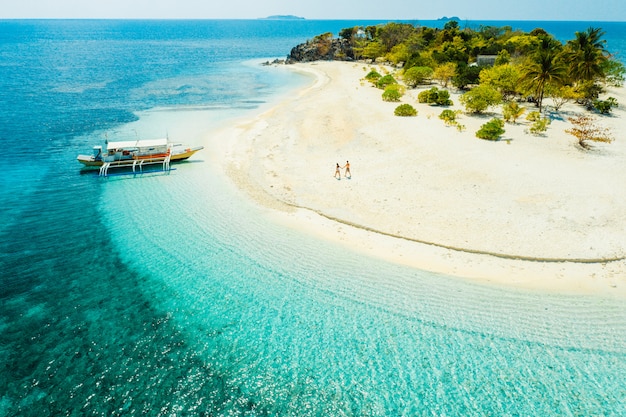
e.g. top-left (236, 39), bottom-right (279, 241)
top-left (286, 38), bottom-right (354, 63)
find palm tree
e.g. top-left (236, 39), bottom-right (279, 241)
top-left (521, 36), bottom-right (566, 112)
top-left (564, 27), bottom-right (608, 83)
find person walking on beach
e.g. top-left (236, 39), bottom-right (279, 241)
top-left (343, 160), bottom-right (351, 179)
top-left (334, 163), bottom-right (341, 179)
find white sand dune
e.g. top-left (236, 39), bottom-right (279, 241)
top-left (212, 61), bottom-right (626, 297)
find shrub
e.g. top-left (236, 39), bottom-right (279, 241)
top-left (376, 74), bottom-right (397, 89)
top-left (593, 97), bottom-right (618, 114)
top-left (394, 104), bottom-right (417, 117)
top-left (459, 85), bottom-right (502, 113)
top-left (502, 101), bottom-right (526, 123)
top-left (418, 87), bottom-right (453, 106)
top-left (382, 85), bottom-right (403, 102)
top-left (526, 111), bottom-right (541, 122)
top-left (565, 115), bottom-right (614, 149)
top-left (529, 117), bottom-right (551, 136)
top-left (365, 70), bottom-right (382, 83)
top-left (418, 89), bottom-right (433, 103)
top-left (476, 118), bottom-right (505, 140)
top-left (434, 89), bottom-right (452, 106)
top-left (439, 109), bottom-right (459, 125)
top-left (403, 66), bottom-right (434, 88)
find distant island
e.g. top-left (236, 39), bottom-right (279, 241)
top-left (437, 16), bottom-right (460, 21)
top-left (260, 15), bottom-right (305, 20)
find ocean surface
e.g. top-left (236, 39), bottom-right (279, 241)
top-left (1, 19), bottom-right (625, 416)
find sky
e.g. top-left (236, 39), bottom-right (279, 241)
top-left (2, 0), bottom-right (625, 21)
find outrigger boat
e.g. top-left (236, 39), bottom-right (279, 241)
top-left (77, 138), bottom-right (203, 176)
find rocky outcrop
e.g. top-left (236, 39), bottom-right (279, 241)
top-left (286, 38), bottom-right (354, 63)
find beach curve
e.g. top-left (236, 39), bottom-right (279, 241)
top-left (215, 60), bottom-right (626, 297)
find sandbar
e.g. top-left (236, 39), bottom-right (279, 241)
top-left (211, 61), bottom-right (626, 298)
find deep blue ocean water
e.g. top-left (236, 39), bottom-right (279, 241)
top-left (1, 19), bottom-right (625, 416)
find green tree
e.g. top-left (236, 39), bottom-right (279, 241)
top-left (453, 63), bottom-right (483, 89)
top-left (520, 36), bottom-right (566, 112)
top-left (376, 22), bottom-right (415, 53)
top-left (386, 43), bottom-right (411, 64)
top-left (403, 66), bottom-right (434, 87)
top-left (505, 34), bottom-right (541, 56)
top-left (362, 41), bottom-right (386, 59)
top-left (479, 64), bottom-right (522, 100)
top-left (433, 37), bottom-right (469, 64)
top-left (545, 84), bottom-right (582, 111)
top-left (495, 49), bottom-right (511, 65)
top-left (339, 26), bottom-right (359, 43)
top-left (432, 62), bottom-right (457, 87)
top-left (459, 85), bottom-right (502, 113)
top-left (443, 20), bottom-right (459, 31)
top-left (405, 52), bottom-right (435, 70)
top-left (564, 27), bottom-right (608, 85)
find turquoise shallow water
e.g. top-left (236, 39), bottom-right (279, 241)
top-left (92, 141), bottom-right (626, 416)
top-left (91, 149), bottom-right (626, 416)
top-left (1, 19), bottom-right (626, 416)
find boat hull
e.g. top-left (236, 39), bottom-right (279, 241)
top-left (77, 146), bottom-right (204, 169)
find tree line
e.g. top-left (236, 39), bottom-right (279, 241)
top-left (336, 21), bottom-right (624, 114)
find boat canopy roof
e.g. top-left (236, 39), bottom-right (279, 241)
top-left (106, 138), bottom-right (168, 151)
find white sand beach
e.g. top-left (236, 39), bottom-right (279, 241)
top-left (211, 61), bottom-right (626, 297)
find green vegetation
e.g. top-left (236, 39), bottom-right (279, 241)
top-left (593, 97), bottom-right (618, 114)
top-left (326, 22), bottom-right (625, 149)
top-left (528, 117), bottom-right (551, 136)
top-left (376, 74), bottom-right (397, 89)
top-left (332, 22), bottom-right (623, 116)
top-left (476, 118), bottom-right (505, 140)
top-left (439, 109), bottom-right (464, 131)
top-left (418, 87), bottom-right (453, 106)
top-left (432, 62), bottom-right (456, 87)
top-left (364, 70), bottom-right (382, 83)
top-left (382, 84), bottom-right (404, 102)
top-left (439, 109), bottom-right (459, 124)
top-left (394, 104), bottom-right (417, 117)
top-left (403, 66), bottom-right (434, 87)
top-left (545, 84), bottom-right (581, 111)
top-left (479, 64), bottom-right (521, 101)
top-left (526, 111), bottom-right (542, 122)
top-left (502, 101), bottom-right (526, 123)
top-left (459, 85), bottom-right (502, 113)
